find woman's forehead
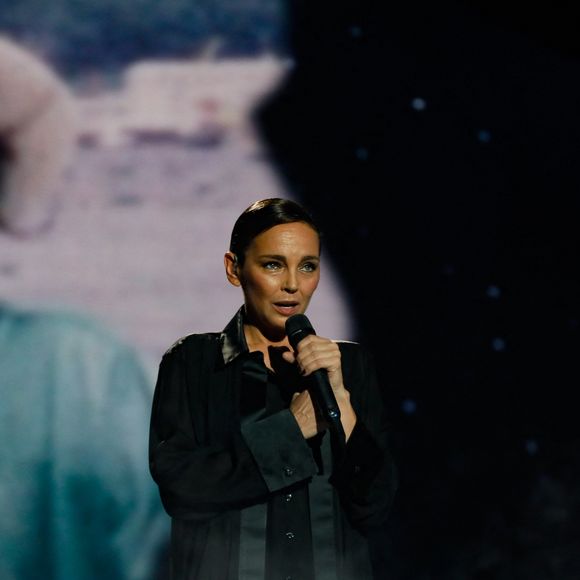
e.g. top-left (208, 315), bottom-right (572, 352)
top-left (249, 222), bottom-right (320, 254)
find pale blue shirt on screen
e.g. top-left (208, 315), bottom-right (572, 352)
top-left (0, 302), bottom-right (169, 580)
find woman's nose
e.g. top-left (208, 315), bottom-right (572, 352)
top-left (283, 271), bottom-right (298, 292)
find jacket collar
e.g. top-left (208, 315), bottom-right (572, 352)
top-left (220, 306), bottom-right (249, 365)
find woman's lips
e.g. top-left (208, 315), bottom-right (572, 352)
top-left (273, 302), bottom-right (300, 316)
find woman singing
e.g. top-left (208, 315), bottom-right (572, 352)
top-left (149, 197), bottom-right (398, 580)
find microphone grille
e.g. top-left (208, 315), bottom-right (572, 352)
top-left (285, 313), bottom-right (315, 348)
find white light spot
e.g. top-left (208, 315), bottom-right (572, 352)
top-left (411, 97), bottom-right (427, 111)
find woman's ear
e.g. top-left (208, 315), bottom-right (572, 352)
top-left (224, 251), bottom-right (241, 286)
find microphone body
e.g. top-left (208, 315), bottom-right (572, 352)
top-left (285, 314), bottom-right (346, 446)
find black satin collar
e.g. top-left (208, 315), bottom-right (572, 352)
top-left (219, 308), bottom-right (298, 383)
top-left (219, 306), bottom-right (248, 365)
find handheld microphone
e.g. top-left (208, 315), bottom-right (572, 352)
top-left (285, 313), bottom-right (346, 446)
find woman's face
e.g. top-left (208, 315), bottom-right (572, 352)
top-left (233, 221), bottom-right (321, 341)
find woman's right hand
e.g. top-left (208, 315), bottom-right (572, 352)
top-left (290, 390), bottom-right (323, 439)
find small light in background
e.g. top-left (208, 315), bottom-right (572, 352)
top-left (355, 147), bottom-right (369, 161)
top-left (357, 226), bottom-right (369, 238)
top-left (491, 337), bottom-right (506, 352)
top-left (477, 129), bottom-right (492, 143)
top-left (411, 97), bottom-right (427, 111)
top-left (402, 398), bottom-right (417, 415)
top-left (525, 439), bottom-right (539, 456)
top-left (349, 25), bottom-right (362, 38)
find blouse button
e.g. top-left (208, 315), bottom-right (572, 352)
top-left (286, 531), bottom-right (295, 540)
top-left (285, 493), bottom-right (293, 502)
top-left (283, 466), bottom-right (294, 477)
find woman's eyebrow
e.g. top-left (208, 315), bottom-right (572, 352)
top-left (258, 254), bottom-right (320, 261)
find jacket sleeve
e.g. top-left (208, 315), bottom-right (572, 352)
top-left (148, 343), bottom-right (317, 521)
top-left (329, 344), bottom-right (398, 534)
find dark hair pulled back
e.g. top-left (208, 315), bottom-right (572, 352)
top-left (229, 197), bottom-right (321, 265)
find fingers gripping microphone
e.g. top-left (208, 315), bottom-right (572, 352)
top-left (285, 314), bottom-right (346, 446)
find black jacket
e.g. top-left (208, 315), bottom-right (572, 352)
top-left (149, 308), bottom-right (398, 580)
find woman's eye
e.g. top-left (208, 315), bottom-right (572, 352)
top-left (300, 262), bottom-right (318, 273)
top-left (263, 261), bottom-right (281, 270)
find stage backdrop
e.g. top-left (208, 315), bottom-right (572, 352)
top-left (0, 3), bottom-right (352, 580)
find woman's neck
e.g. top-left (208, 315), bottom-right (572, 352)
top-left (243, 324), bottom-right (289, 353)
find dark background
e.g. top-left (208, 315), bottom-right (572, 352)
top-left (256, 2), bottom-right (580, 579)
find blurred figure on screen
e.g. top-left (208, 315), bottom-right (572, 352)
top-left (0, 34), bottom-right (168, 580)
top-left (0, 35), bottom-right (77, 235)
